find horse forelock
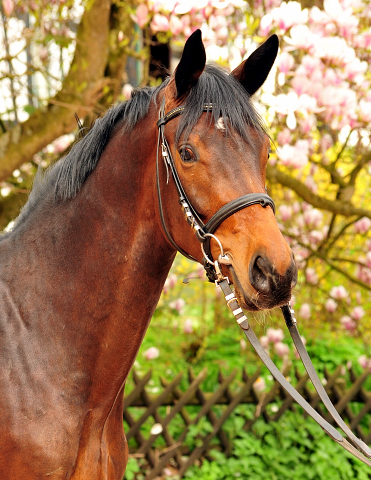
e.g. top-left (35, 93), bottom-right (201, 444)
top-left (175, 64), bottom-right (269, 146)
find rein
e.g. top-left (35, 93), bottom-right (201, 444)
top-left (156, 99), bottom-right (371, 466)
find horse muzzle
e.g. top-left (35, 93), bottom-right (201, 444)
top-left (226, 253), bottom-right (297, 311)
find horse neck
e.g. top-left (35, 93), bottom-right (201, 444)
top-left (4, 108), bottom-right (176, 393)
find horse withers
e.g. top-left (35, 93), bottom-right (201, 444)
top-left (0, 30), bottom-right (296, 479)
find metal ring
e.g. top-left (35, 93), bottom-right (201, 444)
top-left (201, 233), bottom-right (225, 265)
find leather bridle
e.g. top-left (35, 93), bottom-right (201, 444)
top-left (156, 97), bottom-right (371, 466)
top-left (156, 96), bottom-right (275, 279)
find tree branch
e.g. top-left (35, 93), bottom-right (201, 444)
top-left (0, 0), bottom-right (133, 182)
top-left (266, 164), bottom-right (371, 218)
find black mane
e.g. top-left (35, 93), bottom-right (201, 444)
top-left (11, 64), bottom-right (267, 231)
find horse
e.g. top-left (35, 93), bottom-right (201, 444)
top-left (0, 30), bottom-right (296, 479)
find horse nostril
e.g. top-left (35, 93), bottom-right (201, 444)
top-left (249, 255), bottom-right (271, 294)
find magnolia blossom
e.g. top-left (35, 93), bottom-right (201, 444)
top-left (325, 298), bottom-right (338, 313)
top-left (131, 4), bottom-right (150, 28)
top-left (183, 318), bottom-right (193, 334)
top-left (163, 273), bottom-right (177, 294)
top-left (329, 285), bottom-right (348, 300)
top-left (2, 0), bottom-right (14, 16)
top-left (278, 204), bottom-right (293, 222)
top-left (304, 208), bottom-right (323, 228)
top-left (260, 335), bottom-right (270, 348)
top-left (151, 13), bottom-right (170, 32)
top-left (305, 267), bottom-right (318, 285)
top-left (122, 83), bottom-right (133, 100)
top-left (358, 355), bottom-right (371, 371)
top-left (144, 347), bottom-right (160, 360)
top-left (278, 52), bottom-right (295, 73)
top-left (270, 1), bottom-right (308, 32)
top-left (274, 341), bottom-right (290, 357)
top-left (267, 327), bottom-right (284, 343)
top-left (340, 315), bottom-right (356, 331)
top-left (351, 306), bottom-right (365, 320)
top-left (169, 298), bottom-right (186, 313)
top-left (354, 217), bottom-right (371, 234)
top-left (253, 377), bottom-right (266, 392)
top-left (279, 140), bottom-right (309, 169)
top-left (299, 303), bottom-right (311, 319)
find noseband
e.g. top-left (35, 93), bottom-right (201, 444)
top-left (155, 98), bottom-right (371, 466)
top-left (156, 97), bottom-right (275, 281)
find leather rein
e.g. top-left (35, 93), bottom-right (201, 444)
top-left (156, 97), bottom-right (371, 466)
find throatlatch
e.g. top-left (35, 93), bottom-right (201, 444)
top-left (156, 98), bottom-right (371, 467)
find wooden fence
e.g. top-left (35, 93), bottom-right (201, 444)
top-left (123, 365), bottom-right (371, 479)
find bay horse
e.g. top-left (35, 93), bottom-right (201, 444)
top-left (0, 30), bottom-right (296, 479)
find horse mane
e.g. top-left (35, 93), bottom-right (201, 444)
top-left (10, 64), bottom-right (268, 232)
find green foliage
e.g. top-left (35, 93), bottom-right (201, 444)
top-left (183, 411), bottom-right (371, 480)
top-left (124, 457), bottom-right (141, 480)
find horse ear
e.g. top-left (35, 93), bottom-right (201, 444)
top-left (231, 35), bottom-right (279, 96)
top-left (175, 29), bottom-right (206, 98)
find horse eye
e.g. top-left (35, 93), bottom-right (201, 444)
top-left (179, 147), bottom-right (196, 163)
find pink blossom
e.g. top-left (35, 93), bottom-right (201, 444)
top-left (278, 205), bottom-right (293, 222)
top-left (305, 267), bottom-right (318, 285)
top-left (354, 217), bottom-right (371, 234)
top-left (340, 316), bottom-right (356, 332)
top-left (285, 24), bottom-right (317, 51)
top-left (358, 355), bottom-right (371, 371)
top-left (240, 339), bottom-right (247, 350)
top-left (274, 341), bottom-right (290, 357)
top-left (260, 335), bottom-right (270, 348)
top-left (299, 303), bottom-right (311, 319)
top-left (279, 141), bottom-right (309, 169)
top-left (267, 327), bottom-right (284, 343)
top-left (344, 58), bottom-right (367, 83)
top-left (304, 208), bottom-right (323, 228)
top-left (2, 0), bottom-right (14, 16)
top-left (325, 298), bottom-right (338, 313)
top-left (144, 347), bottom-right (160, 360)
top-left (163, 273), bottom-right (177, 294)
top-left (351, 306), bottom-right (365, 321)
top-left (151, 13), bottom-right (170, 33)
top-left (359, 100), bottom-right (371, 123)
top-left (169, 15), bottom-right (184, 35)
top-left (131, 4), bottom-right (150, 28)
top-left (277, 128), bottom-right (293, 145)
top-left (122, 83), bottom-right (133, 100)
top-left (330, 285), bottom-right (348, 300)
top-left (253, 377), bottom-right (266, 392)
top-left (183, 318), bottom-right (193, 334)
top-left (169, 298), bottom-right (185, 314)
top-left (260, 13), bottom-right (273, 36)
top-left (270, 1), bottom-right (308, 32)
top-left (278, 52), bottom-right (295, 74)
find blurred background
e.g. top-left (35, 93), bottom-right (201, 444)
top-left (2, 1), bottom-right (371, 478)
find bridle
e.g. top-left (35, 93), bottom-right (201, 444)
top-left (156, 97), bottom-right (371, 466)
top-left (156, 97), bottom-right (275, 280)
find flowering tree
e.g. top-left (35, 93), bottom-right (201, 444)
top-left (0, 0), bottom-right (138, 227)
top-left (129, 0), bottom-right (371, 349)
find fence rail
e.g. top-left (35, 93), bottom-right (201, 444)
top-left (123, 365), bottom-right (371, 478)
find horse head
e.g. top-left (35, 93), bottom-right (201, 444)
top-left (156, 30), bottom-right (297, 312)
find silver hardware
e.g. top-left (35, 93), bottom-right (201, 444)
top-left (201, 233), bottom-right (225, 265)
